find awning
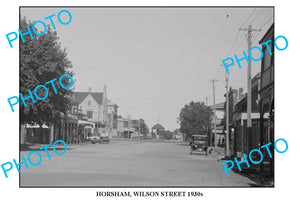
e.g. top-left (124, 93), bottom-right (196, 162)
top-left (78, 120), bottom-right (95, 127)
top-left (25, 124), bottom-right (49, 129)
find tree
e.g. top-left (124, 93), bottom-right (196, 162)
top-left (131, 119), bottom-right (149, 138)
top-left (20, 17), bottom-right (74, 126)
top-left (179, 101), bottom-right (213, 139)
top-left (159, 130), bottom-right (173, 140)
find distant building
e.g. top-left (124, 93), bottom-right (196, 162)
top-left (209, 102), bottom-right (225, 146)
top-left (173, 129), bottom-right (183, 140)
top-left (72, 86), bottom-right (107, 127)
top-left (71, 85), bottom-right (117, 138)
top-left (152, 123), bottom-right (165, 139)
top-left (117, 117), bottom-right (135, 138)
top-left (107, 100), bottom-right (118, 137)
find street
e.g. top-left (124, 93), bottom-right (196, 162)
top-left (20, 140), bottom-right (255, 187)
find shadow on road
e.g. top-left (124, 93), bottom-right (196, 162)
top-left (20, 144), bottom-right (72, 152)
top-left (190, 152), bottom-right (208, 156)
top-left (175, 143), bottom-right (190, 146)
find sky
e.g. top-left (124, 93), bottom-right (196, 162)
top-left (21, 7), bottom-right (273, 131)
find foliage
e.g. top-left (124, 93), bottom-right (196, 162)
top-left (179, 101), bottom-right (213, 139)
top-left (20, 17), bottom-right (74, 126)
top-left (158, 130), bottom-right (173, 140)
top-left (131, 119), bottom-right (149, 137)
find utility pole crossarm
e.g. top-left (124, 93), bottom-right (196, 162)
top-left (239, 27), bottom-right (261, 32)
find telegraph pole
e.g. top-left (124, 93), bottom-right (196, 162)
top-left (209, 79), bottom-right (218, 148)
top-left (220, 63), bottom-right (230, 158)
top-left (138, 119), bottom-right (141, 138)
top-left (128, 116), bottom-right (130, 139)
top-left (239, 25), bottom-right (261, 154)
top-left (225, 73), bottom-right (230, 157)
top-left (205, 97), bottom-right (208, 106)
top-left (127, 106), bottom-right (130, 139)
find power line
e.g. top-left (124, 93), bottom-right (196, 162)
top-left (252, 30), bottom-right (262, 43)
top-left (215, 8), bottom-right (260, 80)
top-left (213, 63), bottom-right (223, 80)
top-left (250, 8), bottom-right (265, 25)
top-left (226, 8), bottom-right (258, 55)
top-left (252, 15), bottom-right (273, 42)
top-left (221, 8), bottom-right (258, 66)
top-left (225, 31), bottom-right (241, 57)
top-left (240, 8), bottom-right (257, 28)
top-left (89, 37), bottom-right (244, 71)
top-left (211, 34), bottom-right (244, 80)
top-left (259, 15), bottom-right (273, 29)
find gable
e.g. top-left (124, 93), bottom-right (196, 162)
top-left (81, 94), bottom-right (99, 107)
top-left (73, 92), bottom-right (103, 105)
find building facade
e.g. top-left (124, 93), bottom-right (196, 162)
top-left (259, 24), bottom-right (274, 174)
top-left (210, 102), bottom-right (225, 146)
top-left (73, 86), bottom-right (106, 126)
top-left (117, 117), bottom-right (135, 138)
top-left (21, 85), bottom-right (117, 145)
top-left (107, 100), bottom-right (118, 137)
top-left (232, 73), bottom-right (262, 158)
top-left (226, 87), bottom-right (245, 155)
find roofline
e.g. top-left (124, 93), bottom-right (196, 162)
top-left (259, 23), bottom-right (274, 44)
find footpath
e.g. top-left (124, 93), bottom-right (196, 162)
top-left (209, 146), bottom-right (274, 186)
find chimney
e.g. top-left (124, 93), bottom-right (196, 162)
top-left (238, 88), bottom-right (243, 100)
top-left (88, 87), bottom-right (92, 93)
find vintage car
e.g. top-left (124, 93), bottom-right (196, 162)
top-left (88, 132), bottom-right (101, 144)
top-left (190, 135), bottom-right (209, 155)
top-left (100, 131), bottom-right (110, 144)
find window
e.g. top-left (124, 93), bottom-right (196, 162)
top-left (87, 111), bottom-right (93, 119)
top-left (263, 46), bottom-right (272, 70)
top-left (261, 44), bottom-right (273, 88)
top-left (88, 101), bottom-right (91, 106)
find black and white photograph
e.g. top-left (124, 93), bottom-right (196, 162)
top-left (18, 6), bottom-right (275, 187)
top-left (2, 0), bottom-right (300, 212)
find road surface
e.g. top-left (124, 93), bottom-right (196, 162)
top-left (20, 139), bottom-right (255, 187)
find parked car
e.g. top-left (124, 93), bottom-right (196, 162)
top-left (89, 132), bottom-right (101, 144)
top-left (100, 136), bottom-right (110, 143)
top-left (100, 131), bottom-right (110, 143)
top-left (190, 135), bottom-right (209, 155)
